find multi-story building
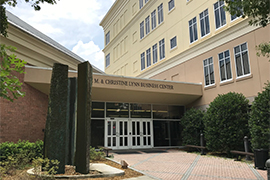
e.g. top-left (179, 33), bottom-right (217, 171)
top-left (100, 0), bottom-right (270, 110)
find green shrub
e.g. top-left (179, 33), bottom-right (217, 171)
top-left (249, 82), bottom-right (270, 150)
top-left (32, 157), bottom-right (59, 176)
top-left (89, 146), bottom-right (105, 161)
top-left (0, 140), bottom-right (43, 162)
top-left (203, 92), bottom-right (250, 154)
top-left (180, 108), bottom-right (204, 146)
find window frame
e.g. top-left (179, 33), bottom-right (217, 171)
top-left (218, 50), bottom-right (232, 82)
top-left (151, 10), bottom-right (157, 30)
top-left (141, 52), bottom-right (146, 70)
top-left (146, 48), bottom-right (151, 67)
top-left (214, 1), bottom-right (226, 29)
top-left (199, 9), bottom-right (210, 38)
top-left (159, 38), bottom-right (165, 60)
top-left (189, 17), bottom-right (198, 43)
top-left (139, 0), bottom-right (143, 9)
top-left (203, 57), bottom-right (215, 86)
top-left (145, 16), bottom-right (150, 35)
top-left (158, 3), bottom-right (164, 25)
top-left (170, 36), bottom-right (177, 49)
top-left (105, 53), bottom-right (110, 68)
top-left (140, 21), bottom-right (144, 39)
top-left (234, 42), bottom-right (251, 78)
top-left (168, 0), bottom-right (175, 12)
top-left (105, 31), bottom-right (110, 45)
top-left (152, 43), bottom-right (158, 64)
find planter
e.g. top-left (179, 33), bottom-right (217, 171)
top-left (254, 149), bottom-right (269, 170)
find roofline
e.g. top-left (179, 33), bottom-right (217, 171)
top-left (6, 11), bottom-right (105, 74)
top-left (99, 0), bottom-right (119, 26)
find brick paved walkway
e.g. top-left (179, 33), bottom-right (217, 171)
top-left (112, 149), bottom-right (267, 180)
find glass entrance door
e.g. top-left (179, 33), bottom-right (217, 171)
top-left (105, 119), bottom-right (153, 149)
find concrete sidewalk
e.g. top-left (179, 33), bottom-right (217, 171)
top-left (113, 149), bottom-right (267, 180)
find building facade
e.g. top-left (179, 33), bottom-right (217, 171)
top-left (100, 0), bottom-right (270, 110)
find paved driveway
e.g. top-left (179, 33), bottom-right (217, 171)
top-left (112, 149), bottom-right (267, 180)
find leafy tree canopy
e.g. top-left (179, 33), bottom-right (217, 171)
top-left (0, 0), bottom-right (57, 37)
top-left (222, 0), bottom-right (270, 60)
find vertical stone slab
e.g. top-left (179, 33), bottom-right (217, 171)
top-left (75, 61), bottom-right (92, 174)
top-left (67, 77), bottom-right (77, 165)
top-left (43, 63), bottom-right (68, 174)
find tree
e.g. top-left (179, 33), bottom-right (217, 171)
top-left (222, 0), bottom-right (270, 60)
top-left (203, 92), bottom-right (250, 154)
top-left (0, 44), bottom-right (27, 102)
top-left (1, 0), bottom-right (57, 101)
top-left (1, 0), bottom-right (57, 37)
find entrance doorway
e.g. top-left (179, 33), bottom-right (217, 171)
top-left (105, 118), bottom-right (153, 149)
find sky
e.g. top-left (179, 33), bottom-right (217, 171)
top-left (6, 0), bottom-right (116, 71)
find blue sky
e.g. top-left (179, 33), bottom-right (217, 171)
top-left (6, 0), bottom-right (116, 71)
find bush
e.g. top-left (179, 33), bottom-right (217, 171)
top-left (180, 108), bottom-right (204, 146)
top-left (203, 92), bottom-right (250, 154)
top-left (249, 82), bottom-right (270, 150)
top-left (0, 140), bottom-right (43, 162)
top-left (89, 146), bottom-right (105, 161)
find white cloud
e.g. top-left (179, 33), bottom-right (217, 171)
top-left (72, 40), bottom-right (104, 71)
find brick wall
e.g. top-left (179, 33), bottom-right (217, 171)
top-left (0, 66), bottom-right (48, 143)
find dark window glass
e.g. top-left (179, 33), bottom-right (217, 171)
top-left (92, 102), bottom-right (105, 118)
top-left (106, 102), bottom-right (129, 118)
top-left (153, 105), bottom-right (184, 119)
top-left (91, 119), bottom-right (105, 148)
top-left (130, 103), bottom-right (151, 118)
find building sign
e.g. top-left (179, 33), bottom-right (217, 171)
top-left (94, 78), bottom-right (174, 90)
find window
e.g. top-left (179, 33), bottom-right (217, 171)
top-left (140, 21), bottom-right (144, 39)
top-left (145, 16), bottom-right (150, 35)
top-left (189, 17), bottom-right (198, 43)
top-left (218, 50), bottom-right (232, 81)
top-left (105, 53), bottom-right (110, 67)
top-left (139, 0), bottom-right (143, 9)
top-left (230, 0), bottom-right (243, 21)
top-left (214, 1), bottom-right (226, 29)
top-left (159, 38), bottom-right (165, 60)
top-left (168, 0), bottom-right (175, 11)
top-left (203, 57), bottom-right (215, 86)
top-left (105, 31), bottom-right (110, 45)
top-left (146, 48), bottom-right (151, 67)
top-left (151, 10), bottom-right (157, 30)
top-left (200, 9), bottom-right (210, 37)
top-left (234, 42), bottom-right (250, 77)
top-left (158, 3), bottom-right (164, 25)
top-left (152, 43), bottom-right (158, 64)
top-left (170, 36), bottom-right (177, 49)
top-left (141, 52), bottom-right (145, 70)
top-left (145, 0), bottom-right (149, 3)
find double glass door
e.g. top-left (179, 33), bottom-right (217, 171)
top-left (105, 118), bottom-right (153, 149)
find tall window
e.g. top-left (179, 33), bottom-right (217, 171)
top-left (214, 1), bottom-right (226, 29)
top-left (158, 3), bottom-right (164, 25)
top-left (189, 17), bottom-right (198, 43)
top-left (139, 0), bottom-right (143, 9)
top-left (146, 48), bottom-right (151, 67)
top-left (170, 36), bottom-right (177, 49)
top-left (105, 53), bottom-right (110, 67)
top-left (218, 50), bottom-right (232, 81)
top-left (140, 21), bottom-right (144, 39)
top-left (168, 0), bottom-right (175, 11)
top-left (105, 31), bottom-right (110, 45)
top-left (145, 16), bottom-right (150, 35)
top-left (200, 9), bottom-right (210, 37)
top-left (141, 52), bottom-right (145, 70)
top-left (159, 38), bottom-right (165, 60)
top-left (152, 43), bottom-right (158, 64)
top-left (203, 57), bottom-right (215, 86)
top-left (234, 42), bottom-right (250, 77)
top-left (151, 10), bottom-right (156, 30)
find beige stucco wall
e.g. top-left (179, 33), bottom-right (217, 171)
top-left (150, 25), bottom-right (270, 108)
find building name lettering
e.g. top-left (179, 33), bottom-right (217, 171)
top-left (94, 78), bottom-right (173, 90)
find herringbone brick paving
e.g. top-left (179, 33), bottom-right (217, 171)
top-left (113, 149), bottom-right (267, 180)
